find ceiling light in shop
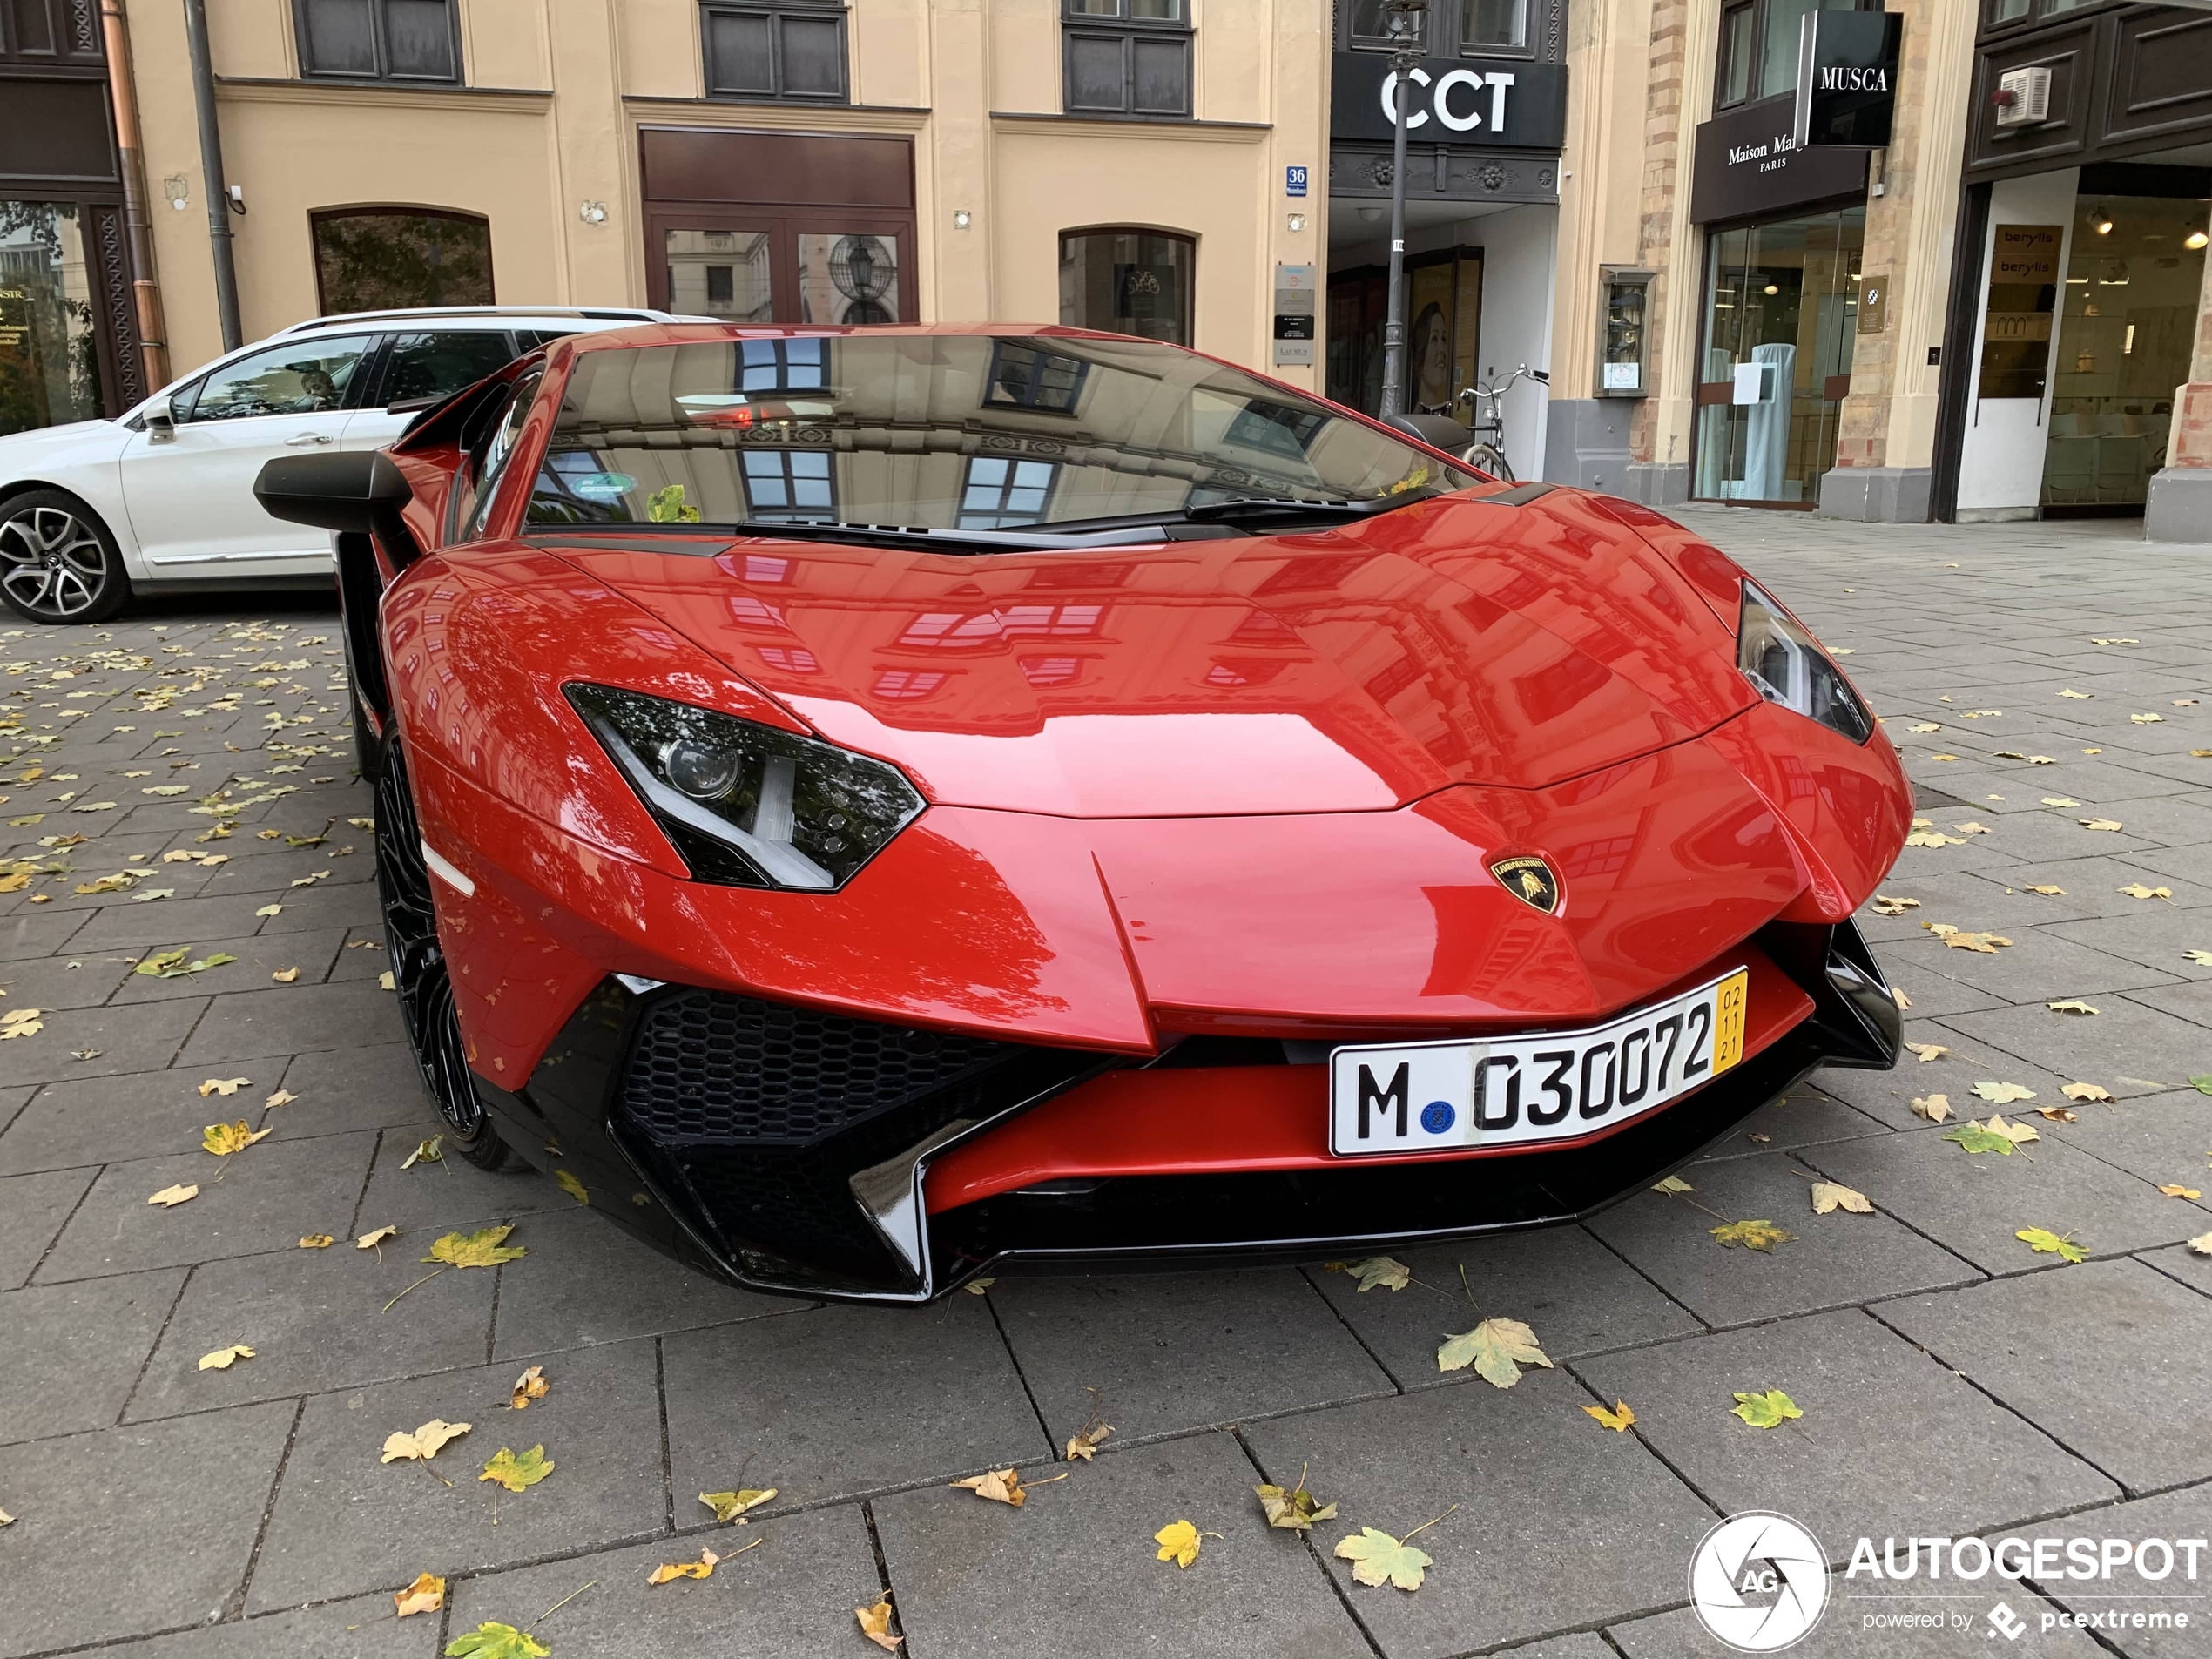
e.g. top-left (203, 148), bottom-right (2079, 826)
top-left (2093, 208), bottom-right (2114, 235)
top-left (1763, 283), bottom-right (1779, 294)
top-left (2188, 230), bottom-right (2209, 250)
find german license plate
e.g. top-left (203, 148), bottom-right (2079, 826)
top-left (1328, 968), bottom-right (1749, 1157)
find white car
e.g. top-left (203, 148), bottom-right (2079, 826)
top-left (0, 307), bottom-right (698, 624)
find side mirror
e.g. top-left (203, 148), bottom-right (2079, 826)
top-left (254, 450), bottom-right (415, 555)
top-left (143, 395), bottom-right (175, 442)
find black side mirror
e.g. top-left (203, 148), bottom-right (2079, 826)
top-left (254, 450), bottom-right (415, 556)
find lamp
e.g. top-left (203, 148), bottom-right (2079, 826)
top-left (2093, 207), bottom-right (2114, 235)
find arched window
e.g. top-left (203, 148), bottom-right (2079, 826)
top-left (309, 207), bottom-right (493, 314)
top-left (1057, 228), bottom-right (1194, 346)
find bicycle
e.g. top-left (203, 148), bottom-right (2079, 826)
top-left (1454, 364), bottom-right (1549, 482)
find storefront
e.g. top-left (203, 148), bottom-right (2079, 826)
top-left (1935, 3), bottom-right (2212, 527)
top-left (1686, 92), bottom-right (1873, 506)
top-left (0, 0), bottom-right (145, 435)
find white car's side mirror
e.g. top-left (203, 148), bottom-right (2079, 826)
top-left (143, 395), bottom-right (176, 442)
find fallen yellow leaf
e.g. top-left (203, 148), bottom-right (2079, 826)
top-left (2024, 885), bottom-right (2067, 895)
top-left (856, 1597), bottom-right (902, 1651)
top-left (554, 1169), bottom-right (590, 1205)
top-left (952, 1468), bottom-right (1028, 1507)
top-left (201, 1120), bottom-right (272, 1157)
top-left (1065, 1422), bottom-right (1114, 1461)
top-left (299, 1233), bottom-right (334, 1249)
top-left (1904, 1042), bottom-right (1948, 1063)
top-left (356, 1224), bottom-right (398, 1250)
top-left (1810, 1182), bottom-right (1872, 1216)
top-left (479, 1445), bottom-right (554, 1493)
top-left (196, 1076), bottom-right (251, 1097)
top-left (393, 1572), bottom-right (444, 1618)
top-left (1154, 1519), bottom-right (1202, 1568)
top-left (509, 1366), bottom-right (550, 1410)
top-left (2061, 1082), bottom-right (2114, 1103)
top-left (2119, 884), bottom-right (2174, 901)
top-left (198, 1344), bottom-right (254, 1371)
top-left (2158, 1184), bottom-right (2203, 1200)
top-left (1911, 1094), bottom-right (1951, 1123)
top-left (147, 1183), bottom-right (199, 1206)
top-left (2046, 1000), bottom-right (2100, 1015)
top-left (271, 967), bottom-right (300, 983)
top-left (422, 1225), bottom-right (524, 1268)
top-left (1870, 894), bottom-right (1919, 915)
top-left (648, 1547), bottom-right (719, 1585)
top-left (381, 1419), bottom-right (471, 1463)
top-left (1583, 1399), bottom-right (1636, 1431)
top-left (699, 1487), bottom-right (777, 1523)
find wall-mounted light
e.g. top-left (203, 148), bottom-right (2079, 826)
top-left (1286, 212), bottom-right (1306, 233)
top-left (578, 200), bottom-right (608, 225)
top-left (2093, 207), bottom-right (2114, 235)
top-left (953, 209), bottom-right (972, 231)
top-left (1763, 282), bottom-right (1779, 295)
top-left (162, 174), bottom-right (190, 211)
top-left (2188, 230), bottom-right (2209, 251)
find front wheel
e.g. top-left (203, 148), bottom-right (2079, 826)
top-left (0, 490), bottom-right (132, 624)
top-left (1462, 444), bottom-right (1515, 484)
top-left (376, 743), bottom-right (516, 1172)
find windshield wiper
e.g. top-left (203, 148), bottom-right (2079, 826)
top-left (1038, 496), bottom-right (1410, 536)
top-left (528, 520), bottom-right (1179, 554)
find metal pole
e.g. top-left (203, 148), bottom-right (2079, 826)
top-left (101, 0), bottom-right (169, 389)
top-left (1377, 1), bottom-right (1424, 419)
top-left (182, 0), bottom-right (241, 353)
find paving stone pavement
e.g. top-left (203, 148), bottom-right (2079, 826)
top-left (3, 510), bottom-right (2211, 1656)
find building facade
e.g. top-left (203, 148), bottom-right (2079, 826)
top-left (118, 0), bottom-right (1333, 400)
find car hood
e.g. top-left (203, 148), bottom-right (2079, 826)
top-left (0, 418), bottom-right (124, 462)
top-left (546, 488), bottom-right (1756, 816)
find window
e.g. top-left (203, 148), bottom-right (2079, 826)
top-left (0, 203), bottom-right (103, 438)
top-left (667, 230), bottom-right (774, 322)
top-left (797, 233), bottom-right (900, 324)
top-left (458, 372), bottom-right (541, 542)
top-left (701, 1), bottom-right (848, 102)
top-left (959, 458), bottom-right (1059, 528)
top-left (295, 0), bottom-right (460, 81)
top-left (310, 209), bottom-right (492, 314)
top-left (741, 449), bottom-right (834, 521)
top-left (1714, 0), bottom-right (1859, 109)
top-left (1345, 0), bottom-right (1429, 51)
top-left (1460, 0), bottom-right (1526, 51)
top-left (1063, 0), bottom-right (1190, 118)
top-left (739, 336), bottom-right (827, 392)
top-left (1984, 0), bottom-right (2030, 21)
top-left (180, 334), bottom-right (372, 423)
top-left (1343, 0), bottom-right (1531, 56)
top-left (985, 341), bottom-right (1089, 412)
top-left (376, 331), bottom-right (521, 406)
top-left (1059, 229), bottom-right (1195, 346)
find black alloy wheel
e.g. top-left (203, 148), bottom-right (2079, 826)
top-left (0, 490), bottom-right (132, 624)
top-left (376, 743), bottom-right (516, 1170)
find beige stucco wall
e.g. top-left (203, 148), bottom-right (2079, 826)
top-left (125, 0), bottom-right (1329, 391)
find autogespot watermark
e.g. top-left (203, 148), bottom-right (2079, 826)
top-left (1689, 1514), bottom-right (2208, 1652)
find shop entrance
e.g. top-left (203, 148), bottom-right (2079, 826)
top-left (1325, 246), bottom-right (1482, 416)
top-left (1692, 206), bottom-right (1865, 505)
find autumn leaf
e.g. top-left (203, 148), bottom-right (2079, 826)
top-left (254, 903), bottom-right (281, 918)
top-left (146, 1183), bottom-right (199, 1207)
top-left (2061, 1082), bottom-right (2114, 1103)
top-left (2080, 819), bottom-right (2125, 832)
top-left (1730, 1389), bottom-right (1804, 1429)
top-left (424, 1225), bottom-right (525, 1268)
top-left (554, 1170), bottom-right (590, 1205)
top-left (1904, 1042), bottom-right (1948, 1062)
top-left (1651, 1174), bottom-right (1695, 1193)
top-left (1910, 1093), bottom-right (1952, 1123)
top-left (2130, 711), bottom-right (2164, 724)
top-left (1338, 1256), bottom-right (1409, 1291)
top-left (0, 1007), bottom-right (43, 1044)
top-left (1709, 1218), bottom-right (1792, 1252)
top-left (2158, 1184), bottom-right (2203, 1200)
top-left (2195, 1076), bottom-right (2212, 1096)
top-left (951, 1468), bottom-right (1028, 1507)
top-left (509, 1366), bottom-right (550, 1410)
top-left (963, 1278), bottom-right (995, 1295)
top-left (299, 1233), bottom-right (334, 1249)
top-left (1334, 1525), bottom-right (1436, 1591)
top-left (2033, 1106), bottom-right (2080, 1123)
top-left (401, 1135), bottom-right (442, 1169)
top-left (856, 1598), bottom-right (902, 1652)
top-left (2047, 1000), bottom-right (2100, 1015)
top-left (1436, 1316), bottom-right (1552, 1386)
top-left (1154, 1520), bottom-right (1203, 1568)
top-left (1905, 828), bottom-right (1966, 847)
top-left (1810, 1182), bottom-right (1872, 1216)
top-left (1064, 1422), bottom-right (1113, 1461)
top-left (2042, 797), bottom-right (2082, 808)
top-left (699, 1487), bottom-right (776, 1523)
top-left (2186, 951), bottom-right (2212, 967)
top-left (394, 1572), bottom-right (445, 1618)
top-left (1870, 894), bottom-right (1919, 915)
top-left (196, 1076), bottom-right (251, 1097)
top-left (357, 1224), bottom-right (398, 1250)
top-left (1582, 1399), bottom-right (1636, 1431)
top-left (2025, 885), bottom-right (2067, 895)
top-left (270, 967), bottom-right (300, 983)
top-left (381, 1420), bottom-right (472, 1463)
top-left (443, 1622), bottom-right (548, 1659)
top-left (2188, 1232), bottom-right (2212, 1257)
top-left (480, 1445), bottom-right (554, 1493)
top-left (201, 1121), bottom-right (271, 1157)
top-left (1905, 723), bottom-right (1941, 734)
top-left (2016, 1228), bottom-right (2087, 1264)
top-left (1255, 1474), bottom-right (1337, 1533)
top-left (198, 1344), bottom-right (254, 1371)
top-left (2116, 882), bottom-right (2174, 900)
top-left (1971, 1081), bottom-right (2037, 1104)
top-left (265, 1089), bottom-right (298, 1108)
top-left (648, 1547), bottom-right (720, 1585)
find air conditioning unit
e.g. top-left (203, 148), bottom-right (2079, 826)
top-left (1994, 66), bottom-right (2052, 128)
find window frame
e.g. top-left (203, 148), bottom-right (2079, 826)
top-left (1713, 0), bottom-right (1872, 113)
top-left (1058, 226), bottom-right (1198, 347)
top-left (172, 333), bottom-right (379, 426)
top-left (308, 206), bottom-right (496, 315)
top-left (292, 0), bottom-right (463, 84)
top-left (1061, 0), bottom-right (1194, 120)
top-left (453, 368), bottom-right (543, 545)
top-left (698, 0), bottom-right (851, 104)
top-left (1337, 0), bottom-right (1537, 60)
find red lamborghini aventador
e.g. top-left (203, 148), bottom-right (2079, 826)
top-left (253, 324), bottom-right (1912, 1302)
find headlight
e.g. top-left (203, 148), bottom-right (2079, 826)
top-left (1737, 582), bottom-right (1872, 744)
top-left (566, 684), bottom-right (924, 890)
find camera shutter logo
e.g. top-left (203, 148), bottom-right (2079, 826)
top-left (1689, 1513), bottom-right (1830, 1652)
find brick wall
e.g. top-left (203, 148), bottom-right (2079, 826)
top-left (1629, 0), bottom-right (1689, 464)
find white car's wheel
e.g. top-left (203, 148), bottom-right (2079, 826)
top-left (0, 490), bottom-right (132, 624)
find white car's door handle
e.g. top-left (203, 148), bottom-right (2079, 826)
top-left (285, 433), bottom-right (334, 447)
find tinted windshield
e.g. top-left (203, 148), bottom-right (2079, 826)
top-left (524, 334), bottom-right (1475, 532)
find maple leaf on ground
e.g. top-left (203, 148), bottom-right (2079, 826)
top-left (1730, 1389), bottom-right (1804, 1429)
top-left (146, 1183), bottom-right (199, 1207)
top-left (2047, 1000), bottom-right (2100, 1015)
top-left (2080, 819), bottom-right (2126, 832)
top-left (382, 1420), bottom-right (472, 1463)
top-left (480, 1446), bottom-right (554, 1494)
top-left (1155, 1520), bottom-right (1204, 1568)
top-left (1870, 894), bottom-right (1919, 915)
top-left (299, 1233), bottom-right (334, 1249)
top-left (1709, 1218), bottom-right (1793, 1252)
top-left (963, 1278), bottom-right (995, 1295)
top-left (1910, 1093), bottom-right (1952, 1123)
top-left (1946, 1119), bottom-right (2023, 1155)
top-left (2120, 884), bottom-right (2173, 901)
top-left (1583, 1399), bottom-right (1636, 1431)
top-left (2024, 884), bottom-right (2067, 895)
top-left (357, 1224), bottom-right (398, 1250)
top-left (394, 1573), bottom-right (445, 1618)
top-left (201, 1120), bottom-right (271, 1157)
top-left (196, 1076), bottom-right (251, 1097)
top-left (2061, 1082), bottom-right (2115, 1103)
top-left (1255, 1475), bottom-right (1337, 1533)
top-left (1810, 1182), bottom-right (1872, 1216)
top-left (1904, 1042), bottom-right (1948, 1063)
top-left (424, 1225), bottom-right (525, 1268)
top-left (951, 1468), bottom-right (1028, 1507)
top-left (648, 1548), bottom-right (720, 1585)
top-left (0, 1006), bottom-right (44, 1039)
top-left (265, 1089), bottom-right (298, 1108)
top-left (401, 1136), bottom-right (442, 1170)
top-left (857, 1597), bottom-right (903, 1652)
top-left (2033, 1106), bottom-right (2080, 1123)
top-left (1436, 1317), bottom-right (1553, 1386)
top-left (699, 1488), bottom-right (776, 1523)
top-left (442, 1622), bottom-right (548, 1659)
top-left (1335, 1256), bottom-right (1410, 1291)
top-left (270, 967), bottom-right (300, 983)
top-left (2158, 1184), bottom-right (2203, 1200)
top-left (554, 1169), bottom-right (590, 1205)
top-left (2016, 1228), bottom-right (2087, 1264)
top-left (509, 1366), bottom-right (550, 1410)
top-left (1065, 1422), bottom-right (1113, 1462)
top-left (1334, 1526), bottom-right (1437, 1592)
top-left (1651, 1174), bottom-right (1695, 1193)
top-left (2186, 951), bottom-right (2212, 967)
top-left (1972, 1081), bottom-right (2037, 1105)
top-left (2188, 1232), bottom-right (2212, 1258)
top-left (198, 1344), bottom-right (254, 1371)
top-left (2195, 1076), bottom-right (2212, 1096)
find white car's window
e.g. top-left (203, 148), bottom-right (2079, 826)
top-left (183, 334), bottom-right (372, 423)
top-left (458, 370), bottom-right (543, 543)
top-left (381, 331), bottom-right (521, 406)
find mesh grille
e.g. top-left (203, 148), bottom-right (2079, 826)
top-left (619, 988), bottom-right (1018, 1145)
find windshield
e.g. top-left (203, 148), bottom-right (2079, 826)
top-left (523, 334), bottom-right (1476, 533)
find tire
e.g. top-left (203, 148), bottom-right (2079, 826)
top-left (0, 489), bottom-right (132, 624)
top-left (1462, 444), bottom-right (1515, 484)
top-left (376, 742), bottom-right (516, 1172)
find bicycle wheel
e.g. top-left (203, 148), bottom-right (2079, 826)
top-left (1462, 444), bottom-right (1514, 483)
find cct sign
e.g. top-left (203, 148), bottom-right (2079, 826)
top-left (1330, 54), bottom-right (1568, 149)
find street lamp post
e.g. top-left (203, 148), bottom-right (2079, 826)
top-left (1377, 0), bottom-right (1426, 420)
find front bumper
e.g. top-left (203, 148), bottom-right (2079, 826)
top-left (473, 920), bottom-right (1900, 1303)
